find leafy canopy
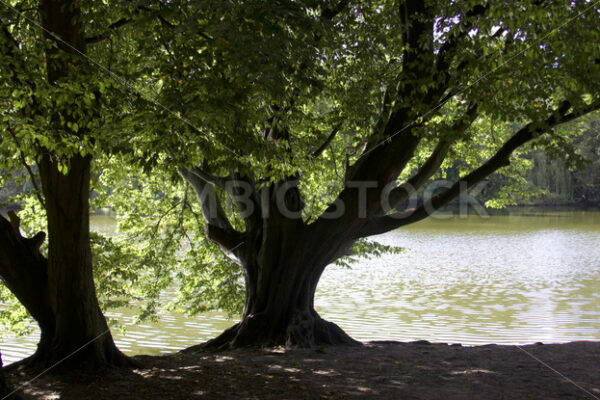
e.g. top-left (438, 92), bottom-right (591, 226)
top-left (2, 0), bottom-right (600, 333)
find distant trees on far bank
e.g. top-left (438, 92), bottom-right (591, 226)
top-left (524, 117), bottom-right (600, 206)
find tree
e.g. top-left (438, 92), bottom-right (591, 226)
top-left (0, 0), bottom-right (133, 367)
top-left (117, 0), bottom-right (600, 348)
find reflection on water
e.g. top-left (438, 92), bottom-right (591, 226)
top-left (1, 210), bottom-right (599, 364)
top-left (316, 211), bottom-right (600, 345)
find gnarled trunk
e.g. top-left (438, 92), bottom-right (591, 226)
top-left (191, 179), bottom-right (360, 349)
top-left (206, 251), bottom-right (358, 349)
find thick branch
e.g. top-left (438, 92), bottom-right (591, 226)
top-left (7, 211), bottom-right (45, 251)
top-left (311, 123), bottom-right (341, 158)
top-left (189, 166), bottom-right (229, 188)
top-left (178, 167), bottom-right (237, 235)
top-left (316, 3), bottom-right (481, 232)
top-left (383, 140), bottom-right (451, 213)
top-left (359, 100), bottom-right (600, 237)
top-left (179, 166), bottom-right (251, 260)
top-left (182, 163), bottom-right (263, 241)
top-left (345, 0), bottom-right (435, 179)
top-left (85, 17), bottom-right (132, 44)
top-left (206, 224), bottom-right (245, 252)
top-left (321, 1), bottom-right (349, 21)
top-left (228, 171), bottom-right (264, 233)
top-left (383, 104), bottom-right (478, 212)
top-left (0, 212), bottom-right (49, 325)
top-left (373, 86), bottom-right (395, 137)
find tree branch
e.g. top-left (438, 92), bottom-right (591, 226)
top-left (358, 99), bottom-right (600, 237)
top-left (0, 212), bottom-right (50, 326)
top-left (344, 0), bottom-right (435, 180)
top-left (178, 167), bottom-right (238, 236)
top-left (85, 16), bottom-right (132, 44)
top-left (373, 86), bottom-right (395, 137)
top-left (227, 171), bottom-right (263, 233)
top-left (383, 139), bottom-right (451, 213)
top-left (205, 224), bottom-right (245, 253)
top-left (316, 3), bottom-right (480, 232)
top-left (182, 165), bottom-right (261, 240)
top-left (321, 0), bottom-right (349, 21)
top-left (311, 123), bottom-right (341, 158)
top-left (182, 178), bottom-right (246, 259)
top-left (5, 123), bottom-right (46, 208)
top-left (189, 166), bottom-right (229, 188)
top-left (377, 103), bottom-right (478, 214)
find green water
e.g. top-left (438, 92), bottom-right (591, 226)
top-left (2, 210), bottom-right (599, 363)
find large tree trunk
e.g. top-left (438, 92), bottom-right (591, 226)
top-left (35, 0), bottom-right (128, 368)
top-left (35, 155), bottom-right (128, 367)
top-left (207, 250), bottom-right (358, 349)
top-left (206, 257), bottom-right (358, 349)
top-left (34, 0), bottom-right (127, 368)
top-left (183, 176), bottom-right (360, 349)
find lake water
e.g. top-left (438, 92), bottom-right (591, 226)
top-left (1, 210), bottom-right (599, 364)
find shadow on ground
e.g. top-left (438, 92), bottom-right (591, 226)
top-left (6, 341), bottom-right (600, 399)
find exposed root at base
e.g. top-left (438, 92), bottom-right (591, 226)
top-left (195, 313), bottom-right (361, 352)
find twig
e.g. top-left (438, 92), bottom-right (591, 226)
top-left (311, 123), bottom-right (341, 158)
top-left (5, 123), bottom-right (46, 208)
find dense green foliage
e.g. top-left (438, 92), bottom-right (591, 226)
top-left (1, 0), bottom-right (600, 341)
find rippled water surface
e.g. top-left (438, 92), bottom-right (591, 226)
top-left (2, 210), bottom-right (599, 364)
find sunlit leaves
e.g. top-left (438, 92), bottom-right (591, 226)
top-left (3, 0), bottom-right (600, 335)
top-left (92, 156), bottom-right (244, 320)
top-left (335, 238), bottom-right (404, 269)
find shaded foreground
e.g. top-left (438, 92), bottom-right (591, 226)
top-left (5, 341), bottom-right (600, 399)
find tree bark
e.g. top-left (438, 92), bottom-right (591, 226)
top-left (36, 155), bottom-right (129, 367)
top-left (204, 231), bottom-right (359, 349)
top-left (33, 0), bottom-right (128, 368)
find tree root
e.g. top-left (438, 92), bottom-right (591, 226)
top-left (197, 310), bottom-right (361, 351)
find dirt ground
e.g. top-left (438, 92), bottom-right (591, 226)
top-left (3, 341), bottom-right (600, 400)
